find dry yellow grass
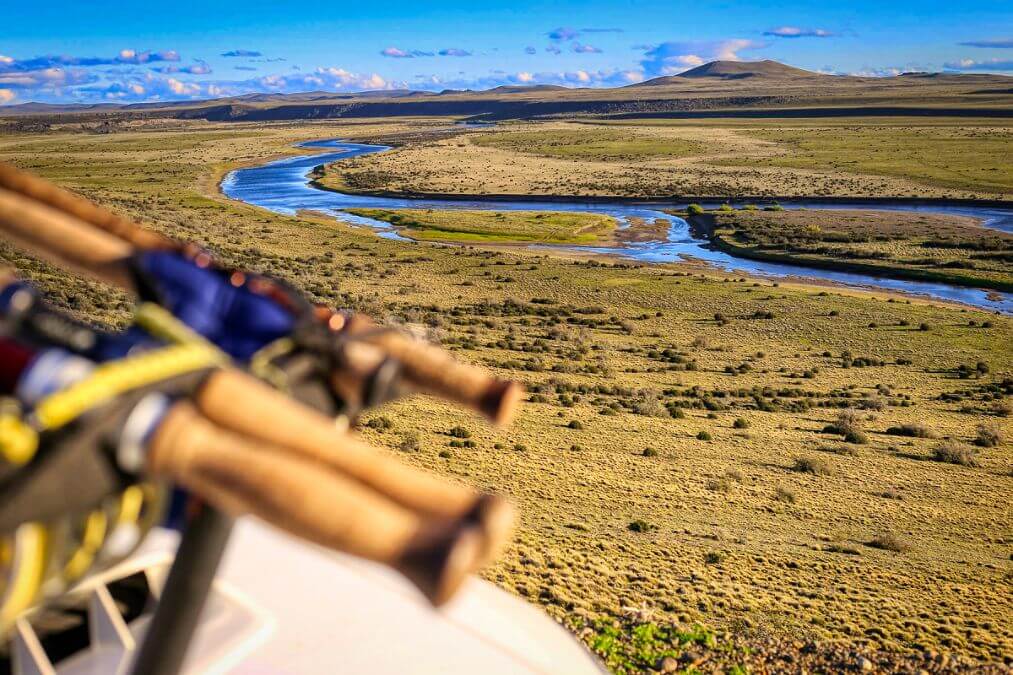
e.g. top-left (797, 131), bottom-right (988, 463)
top-left (324, 119), bottom-right (1013, 200)
top-left (0, 119), bottom-right (1010, 667)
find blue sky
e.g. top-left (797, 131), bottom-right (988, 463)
top-left (1, 0), bottom-right (1011, 104)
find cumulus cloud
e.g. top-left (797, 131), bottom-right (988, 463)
top-left (849, 66), bottom-right (903, 77)
top-left (0, 88), bottom-right (15, 104)
top-left (524, 46), bottom-right (537, 55)
top-left (256, 67), bottom-right (400, 92)
top-left (152, 60), bottom-right (212, 75)
top-left (438, 48), bottom-right (472, 57)
top-left (380, 47), bottom-right (436, 58)
top-left (415, 68), bottom-right (642, 91)
top-left (221, 50), bottom-right (263, 57)
top-left (572, 43), bottom-right (602, 54)
top-left (547, 27), bottom-right (580, 41)
top-left (640, 39), bottom-right (766, 76)
top-left (764, 26), bottom-right (834, 38)
top-left (0, 50), bottom-right (180, 72)
top-left (545, 45), bottom-right (562, 55)
top-left (944, 58), bottom-right (1013, 71)
top-left (958, 38), bottom-right (1013, 49)
top-left (0, 67), bottom-right (96, 90)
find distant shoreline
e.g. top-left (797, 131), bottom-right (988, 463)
top-left (309, 168), bottom-right (1013, 209)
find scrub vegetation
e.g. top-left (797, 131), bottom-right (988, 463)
top-left (0, 118), bottom-right (1010, 672)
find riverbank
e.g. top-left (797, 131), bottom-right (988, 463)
top-left (685, 211), bottom-right (1013, 294)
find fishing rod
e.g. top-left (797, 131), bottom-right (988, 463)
top-left (0, 163), bottom-right (524, 672)
top-left (0, 284), bottom-right (513, 626)
top-left (0, 163), bottom-right (523, 425)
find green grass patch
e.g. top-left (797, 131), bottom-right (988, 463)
top-left (344, 208), bottom-right (617, 244)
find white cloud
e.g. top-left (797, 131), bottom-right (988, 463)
top-left (764, 27), bottom-right (834, 38)
top-left (640, 39), bottom-right (766, 76)
top-left (943, 57), bottom-right (1013, 71)
top-left (0, 89), bottom-right (15, 103)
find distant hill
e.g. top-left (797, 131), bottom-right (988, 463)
top-left (634, 60), bottom-right (827, 86)
top-left (3, 60), bottom-right (1010, 122)
top-left (484, 84), bottom-right (571, 94)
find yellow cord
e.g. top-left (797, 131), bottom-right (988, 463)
top-left (0, 524), bottom-right (49, 631)
top-left (0, 414), bottom-right (38, 466)
top-left (33, 342), bottom-right (226, 431)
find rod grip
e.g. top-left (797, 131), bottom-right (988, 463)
top-left (0, 187), bottom-right (135, 289)
top-left (147, 402), bottom-right (482, 604)
top-left (195, 369), bottom-right (514, 563)
top-left (342, 314), bottom-right (524, 425)
top-left (0, 163), bottom-right (174, 251)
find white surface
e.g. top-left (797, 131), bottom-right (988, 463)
top-left (142, 520), bottom-right (605, 674)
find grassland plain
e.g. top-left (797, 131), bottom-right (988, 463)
top-left (0, 119), bottom-right (1011, 673)
top-left (322, 119), bottom-right (1013, 200)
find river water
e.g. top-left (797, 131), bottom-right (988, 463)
top-left (221, 139), bottom-right (1012, 314)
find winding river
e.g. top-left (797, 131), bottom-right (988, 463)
top-left (222, 139), bottom-right (1013, 314)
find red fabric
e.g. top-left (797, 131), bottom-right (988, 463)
top-left (0, 337), bottom-right (37, 394)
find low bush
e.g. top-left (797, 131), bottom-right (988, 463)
top-left (628, 520), bottom-right (656, 533)
top-left (448, 425), bottom-right (471, 439)
top-left (793, 456), bottom-right (832, 475)
top-left (932, 440), bottom-right (979, 467)
top-left (365, 416), bottom-right (393, 432)
top-left (399, 431), bottom-right (421, 452)
top-left (866, 533), bottom-right (910, 553)
top-left (697, 431), bottom-right (712, 441)
top-left (974, 423), bottom-right (1003, 448)
top-left (885, 423), bottom-right (937, 439)
top-left (774, 487), bottom-right (796, 504)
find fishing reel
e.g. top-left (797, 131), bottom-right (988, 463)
top-left (0, 477), bottom-right (167, 633)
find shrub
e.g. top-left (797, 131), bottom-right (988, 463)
top-left (919, 322), bottom-right (931, 331)
top-left (974, 423), bottom-right (1003, 448)
top-left (718, 203), bottom-right (734, 212)
top-left (642, 447), bottom-right (658, 457)
top-left (365, 416), bottom-right (393, 432)
top-left (793, 456), bottom-right (832, 475)
top-left (628, 520), bottom-right (656, 533)
top-left (568, 420), bottom-right (584, 430)
top-left (634, 399), bottom-right (668, 418)
top-left (706, 477), bottom-right (732, 492)
top-left (774, 487), bottom-right (796, 504)
top-left (733, 418), bottom-right (750, 429)
top-left (835, 408), bottom-right (863, 437)
top-left (704, 551), bottom-right (726, 564)
top-left (867, 533), bottom-right (910, 553)
top-left (885, 423), bottom-right (937, 439)
top-left (686, 203), bottom-right (705, 216)
top-left (438, 449), bottom-right (452, 459)
top-left (399, 431), bottom-right (421, 452)
top-left (697, 431), bottom-right (712, 441)
top-left (844, 430), bottom-right (869, 445)
top-left (448, 425), bottom-right (471, 439)
top-left (932, 440), bottom-right (979, 467)
top-left (513, 443), bottom-right (527, 452)
top-left (570, 444), bottom-right (583, 452)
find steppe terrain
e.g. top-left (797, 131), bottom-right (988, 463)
top-left (0, 67), bottom-right (1010, 672)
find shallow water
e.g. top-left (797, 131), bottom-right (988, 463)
top-left (221, 139), bottom-right (1013, 314)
